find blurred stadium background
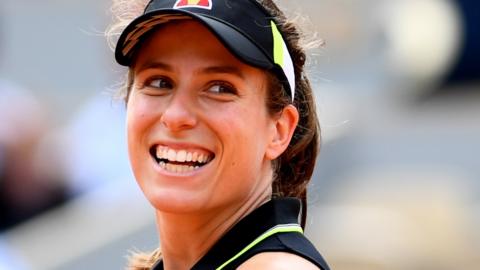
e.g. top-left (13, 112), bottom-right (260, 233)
top-left (1, 0), bottom-right (479, 269)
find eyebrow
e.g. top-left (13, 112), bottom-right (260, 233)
top-left (135, 61), bottom-right (173, 73)
top-left (135, 61), bottom-right (246, 79)
top-left (202, 66), bottom-right (246, 80)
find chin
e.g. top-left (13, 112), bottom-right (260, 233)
top-left (143, 187), bottom-right (212, 214)
top-left (143, 185), bottom-right (253, 216)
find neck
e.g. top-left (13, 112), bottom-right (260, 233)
top-left (156, 188), bottom-right (271, 270)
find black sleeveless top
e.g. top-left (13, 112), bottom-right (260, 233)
top-left (152, 198), bottom-right (330, 270)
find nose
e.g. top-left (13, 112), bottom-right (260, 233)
top-left (160, 90), bottom-right (197, 132)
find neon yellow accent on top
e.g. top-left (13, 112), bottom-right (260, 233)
top-left (271, 21), bottom-right (284, 68)
top-left (188, 0), bottom-right (200, 4)
top-left (215, 224), bottom-right (303, 270)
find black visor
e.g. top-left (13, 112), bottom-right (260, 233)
top-left (114, 0), bottom-right (296, 100)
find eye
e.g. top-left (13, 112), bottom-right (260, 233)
top-left (206, 82), bottom-right (237, 95)
top-left (145, 77), bottom-right (173, 89)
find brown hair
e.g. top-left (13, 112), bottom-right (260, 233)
top-left (107, 0), bottom-right (321, 269)
top-left (259, 0), bottom-right (320, 229)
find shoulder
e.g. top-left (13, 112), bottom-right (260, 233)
top-left (237, 252), bottom-right (321, 270)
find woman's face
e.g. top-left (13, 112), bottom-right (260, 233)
top-left (127, 20), bottom-right (287, 214)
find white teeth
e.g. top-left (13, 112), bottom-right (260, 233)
top-left (155, 147), bottom-right (213, 165)
top-left (160, 163), bottom-right (200, 173)
top-left (177, 150), bottom-right (187, 162)
top-left (156, 148), bottom-right (163, 160)
top-left (167, 149), bottom-right (176, 161)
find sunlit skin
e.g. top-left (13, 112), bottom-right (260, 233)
top-left (126, 20), bottom-right (304, 269)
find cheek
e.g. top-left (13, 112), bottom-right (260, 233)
top-left (125, 96), bottom-right (157, 155)
top-left (216, 103), bottom-right (271, 161)
top-left (126, 108), bottom-right (144, 135)
top-left (127, 95), bottom-right (154, 135)
top-left (125, 97), bottom-right (159, 186)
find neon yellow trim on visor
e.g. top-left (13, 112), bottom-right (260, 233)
top-left (271, 21), bottom-right (284, 68)
top-left (215, 224), bottom-right (303, 270)
top-left (271, 20), bottom-right (296, 101)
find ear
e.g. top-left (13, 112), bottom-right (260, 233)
top-left (265, 105), bottom-right (299, 160)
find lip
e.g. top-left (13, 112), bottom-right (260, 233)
top-left (149, 141), bottom-right (216, 177)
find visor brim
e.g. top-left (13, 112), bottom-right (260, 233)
top-left (115, 9), bottom-right (274, 70)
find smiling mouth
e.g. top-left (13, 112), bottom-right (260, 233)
top-left (150, 145), bottom-right (215, 173)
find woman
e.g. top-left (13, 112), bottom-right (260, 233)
top-left (109, 0), bottom-right (329, 269)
